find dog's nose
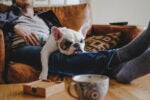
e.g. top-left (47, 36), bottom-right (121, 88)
top-left (73, 43), bottom-right (82, 52)
top-left (73, 43), bottom-right (80, 48)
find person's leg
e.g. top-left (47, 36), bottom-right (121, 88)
top-left (115, 48), bottom-right (150, 83)
top-left (11, 46), bottom-right (42, 70)
top-left (48, 49), bottom-right (118, 76)
top-left (117, 22), bottom-right (150, 62)
top-left (11, 46), bottom-right (118, 76)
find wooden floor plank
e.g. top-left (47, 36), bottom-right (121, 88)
top-left (108, 81), bottom-right (139, 100)
top-left (111, 80), bottom-right (149, 100)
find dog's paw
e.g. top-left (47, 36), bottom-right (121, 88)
top-left (39, 72), bottom-right (48, 80)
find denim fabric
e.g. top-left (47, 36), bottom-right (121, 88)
top-left (49, 50), bottom-right (117, 76)
top-left (11, 45), bottom-right (117, 77)
top-left (11, 46), bottom-right (42, 70)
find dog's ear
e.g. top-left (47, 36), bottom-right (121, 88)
top-left (78, 26), bottom-right (87, 38)
top-left (79, 10), bottom-right (91, 37)
top-left (51, 26), bottom-right (62, 40)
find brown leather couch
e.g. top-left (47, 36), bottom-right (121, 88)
top-left (0, 3), bottom-right (143, 83)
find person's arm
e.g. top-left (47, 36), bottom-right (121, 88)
top-left (0, 12), bottom-right (16, 32)
top-left (13, 25), bottom-right (40, 46)
top-left (0, 6), bottom-right (21, 32)
top-left (0, 12), bottom-right (7, 29)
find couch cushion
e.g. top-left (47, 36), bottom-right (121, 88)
top-left (7, 62), bottom-right (64, 83)
top-left (7, 63), bottom-right (40, 83)
top-left (85, 32), bottom-right (121, 52)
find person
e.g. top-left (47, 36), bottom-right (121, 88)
top-left (0, 0), bottom-right (62, 82)
top-left (0, 0), bottom-right (150, 84)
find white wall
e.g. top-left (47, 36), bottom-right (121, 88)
top-left (91, 0), bottom-right (150, 26)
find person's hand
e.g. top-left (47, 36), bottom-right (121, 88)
top-left (13, 25), bottom-right (40, 46)
top-left (23, 32), bottom-right (40, 46)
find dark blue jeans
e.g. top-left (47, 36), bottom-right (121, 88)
top-left (11, 46), bottom-right (118, 77)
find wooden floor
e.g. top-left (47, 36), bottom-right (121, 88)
top-left (0, 74), bottom-right (150, 100)
top-left (105, 74), bottom-right (150, 100)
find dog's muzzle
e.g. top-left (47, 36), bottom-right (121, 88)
top-left (73, 43), bottom-right (82, 52)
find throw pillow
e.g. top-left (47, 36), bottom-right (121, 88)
top-left (85, 32), bottom-right (121, 52)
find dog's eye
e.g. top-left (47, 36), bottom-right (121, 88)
top-left (80, 39), bottom-right (84, 43)
top-left (65, 40), bottom-right (72, 47)
top-left (60, 40), bottom-right (72, 50)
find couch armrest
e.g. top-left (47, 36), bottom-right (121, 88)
top-left (0, 29), bottom-right (5, 83)
top-left (91, 25), bottom-right (144, 46)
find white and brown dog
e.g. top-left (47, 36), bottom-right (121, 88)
top-left (39, 26), bottom-right (86, 80)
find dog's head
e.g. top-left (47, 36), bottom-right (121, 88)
top-left (51, 26), bottom-right (86, 55)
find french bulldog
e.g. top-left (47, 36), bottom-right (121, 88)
top-left (39, 26), bottom-right (86, 80)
